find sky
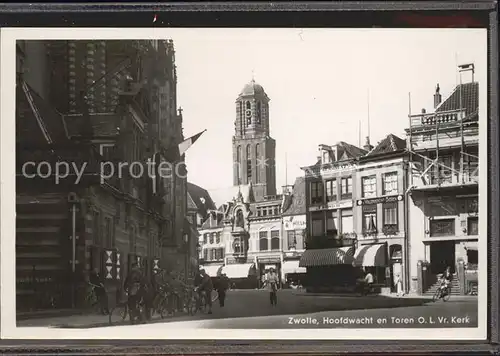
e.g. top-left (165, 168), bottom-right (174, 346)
top-left (167, 28), bottom-right (487, 207)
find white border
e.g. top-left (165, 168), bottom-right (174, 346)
top-left (0, 28), bottom-right (488, 340)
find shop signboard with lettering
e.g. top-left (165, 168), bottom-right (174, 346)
top-left (283, 215), bottom-right (306, 230)
top-left (356, 194), bottom-right (403, 206)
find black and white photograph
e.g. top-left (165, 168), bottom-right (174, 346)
top-left (1, 28), bottom-right (487, 340)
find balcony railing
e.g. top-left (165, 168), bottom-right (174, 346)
top-left (409, 109), bottom-right (466, 128)
top-left (413, 168), bottom-right (479, 188)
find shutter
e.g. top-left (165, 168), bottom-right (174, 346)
top-left (103, 248), bottom-right (114, 280)
top-left (115, 250), bottom-right (122, 280)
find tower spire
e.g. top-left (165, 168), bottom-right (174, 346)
top-left (251, 69), bottom-right (255, 82)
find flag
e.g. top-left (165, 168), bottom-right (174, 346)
top-left (164, 130), bottom-right (207, 163)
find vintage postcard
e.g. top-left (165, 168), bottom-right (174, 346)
top-left (0, 28), bottom-right (488, 340)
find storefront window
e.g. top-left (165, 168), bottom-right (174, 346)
top-left (362, 205), bottom-right (377, 234)
top-left (326, 212), bottom-right (338, 236)
top-left (341, 210), bottom-right (353, 234)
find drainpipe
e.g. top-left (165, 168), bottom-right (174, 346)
top-left (404, 162), bottom-right (414, 294)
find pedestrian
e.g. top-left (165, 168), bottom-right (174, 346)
top-left (198, 269), bottom-right (213, 314)
top-left (267, 268), bottom-right (279, 306)
top-left (89, 268), bottom-right (109, 315)
top-left (395, 273), bottom-right (403, 297)
top-left (216, 273), bottom-right (230, 307)
top-left (124, 263), bottom-right (146, 324)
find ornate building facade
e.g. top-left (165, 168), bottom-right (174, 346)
top-left (198, 80), bottom-right (304, 286)
top-left (16, 40), bottom-right (192, 312)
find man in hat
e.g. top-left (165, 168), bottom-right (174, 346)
top-left (267, 267), bottom-right (279, 306)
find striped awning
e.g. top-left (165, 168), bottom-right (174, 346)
top-left (353, 244), bottom-right (387, 267)
top-left (199, 264), bottom-right (223, 277)
top-left (299, 246), bottom-right (355, 267)
top-left (221, 263), bottom-right (256, 279)
top-left (282, 260), bottom-right (307, 275)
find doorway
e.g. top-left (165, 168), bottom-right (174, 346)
top-left (429, 240), bottom-right (456, 274)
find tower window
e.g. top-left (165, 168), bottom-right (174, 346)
top-left (255, 144), bottom-right (260, 184)
top-left (257, 102), bottom-right (262, 124)
top-left (236, 145), bottom-right (242, 183)
top-left (246, 145), bottom-right (252, 182)
top-left (245, 101), bottom-right (252, 125)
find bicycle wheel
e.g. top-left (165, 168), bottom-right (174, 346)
top-left (432, 288), bottom-right (441, 302)
top-left (443, 288), bottom-right (451, 302)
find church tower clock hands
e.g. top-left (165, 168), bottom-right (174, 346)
top-left (233, 79), bottom-right (277, 201)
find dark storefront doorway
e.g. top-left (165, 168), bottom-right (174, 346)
top-left (430, 240), bottom-right (456, 274)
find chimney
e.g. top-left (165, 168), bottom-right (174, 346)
top-left (363, 136), bottom-right (373, 152)
top-left (434, 83), bottom-right (442, 109)
top-left (421, 108), bottom-right (426, 114)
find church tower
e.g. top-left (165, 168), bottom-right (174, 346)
top-left (232, 79), bottom-right (277, 201)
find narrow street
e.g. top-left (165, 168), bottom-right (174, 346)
top-left (18, 289), bottom-right (478, 329)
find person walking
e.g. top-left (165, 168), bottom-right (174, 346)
top-left (216, 273), bottom-right (230, 307)
top-left (267, 268), bottom-right (279, 306)
top-left (89, 268), bottom-right (109, 315)
top-left (394, 273), bottom-right (403, 297)
top-left (198, 269), bottom-right (213, 314)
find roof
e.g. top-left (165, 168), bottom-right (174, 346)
top-left (436, 82), bottom-right (479, 119)
top-left (187, 182), bottom-right (217, 219)
top-left (63, 113), bottom-right (121, 138)
top-left (304, 141), bottom-right (367, 169)
top-left (200, 210), bottom-right (225, 230)
top-left (239, 79), bottom-right (266, 97)
top-left (365, 134), bottom-right (406, 157)
top-left (282, 176), bottom-right (307, 216)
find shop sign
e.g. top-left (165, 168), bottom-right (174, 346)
top-left (283, 215), bottom-right (306, 230)
top-left (357, 195), bottom-right (403, 206)
top-left (309, 200), bottom-right (352, 211)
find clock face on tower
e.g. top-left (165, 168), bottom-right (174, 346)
top-left (245, 109), bottom-right (252, 118)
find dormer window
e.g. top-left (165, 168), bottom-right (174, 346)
top-left (322, 150), bottom-right (331, 164)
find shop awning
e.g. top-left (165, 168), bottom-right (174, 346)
top-left (299, 246), bottom-right (355, 267)
top-left (221, 263), bottom-right (256, 279)
top-left (199, 264), bottom-right (223, 277)
top-left (282, 260), bottom-right (307, 275)
top-left (353, 244), bottom-right (387, 267)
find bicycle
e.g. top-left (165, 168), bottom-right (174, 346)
top-left (433, 283), bottom-right (451, 302)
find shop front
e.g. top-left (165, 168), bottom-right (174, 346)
top-left (299, 246), bottom-right (357, 292)
top-left (353, 243), bottom-right (389, 292)
top-left (221, 262), bottom-right (258, 289)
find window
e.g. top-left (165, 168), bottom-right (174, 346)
top-left (93, 211), bottom-right (100, 245)
top-left (273, 206), bottom-right (279, 215)
top-left (104, 217), bottom-right (113, 248)
top-left (322, 150), bottom-right (331, 164)
top-left (467, 250), bottom-right (478, 265)
top-left (341, 177), bottom-right (352, 199)
top-left (203, 249), bottom-right (208, 261)
top-left (468, 217), bottom-right (479, 235)
top-left (255, 144), bottom-right (260, 183)
top-left (429, 219), bottom-right (455, 237)
top-left (362, 175), bottom-right (377, 198)
top-left (256, 102), bottom-right (262, 124)
top-left (210, 249), bottom-right (216, 261)
top-left (233, 238), bottom-right (242, 254)
top-left (271, 230), bottom-right (280, 250)
top-left (326, 212), bottom-right (338, 236)
top-left (325, 179), bottom-right (337, 202)
top-left (382, 202), bottom-right (398, 234)
top-left (246, 145), bottom-right (252, 181)
top-left (311, 212), bottom-right (324, 237)
top-left (259, 231), bottom-right (269, 251)
top-left (362, 205), bottom-right (377, 234)
top-left (209, 233), bottom-right (214, 244)
top-left (287, 230), bottom-right (297, 249)
top-left (257, 208), bottom-right (262, 217)
top-left (215, 232), bottom-right (221, 244)
top-left (215, 248), bottom-right (223, 260)
top-left (236, 145), bottom-right (241, 183)
top-left (383, 172), bottom-right (398, 195)
top-left (341, 210), bottom-right (353, 234)
top-left (431, 155), bottom-right (453, 184)
top-left (203, 233), bottom-right (208, 244)
top-left (310, 181), bottom-right (323, 204)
